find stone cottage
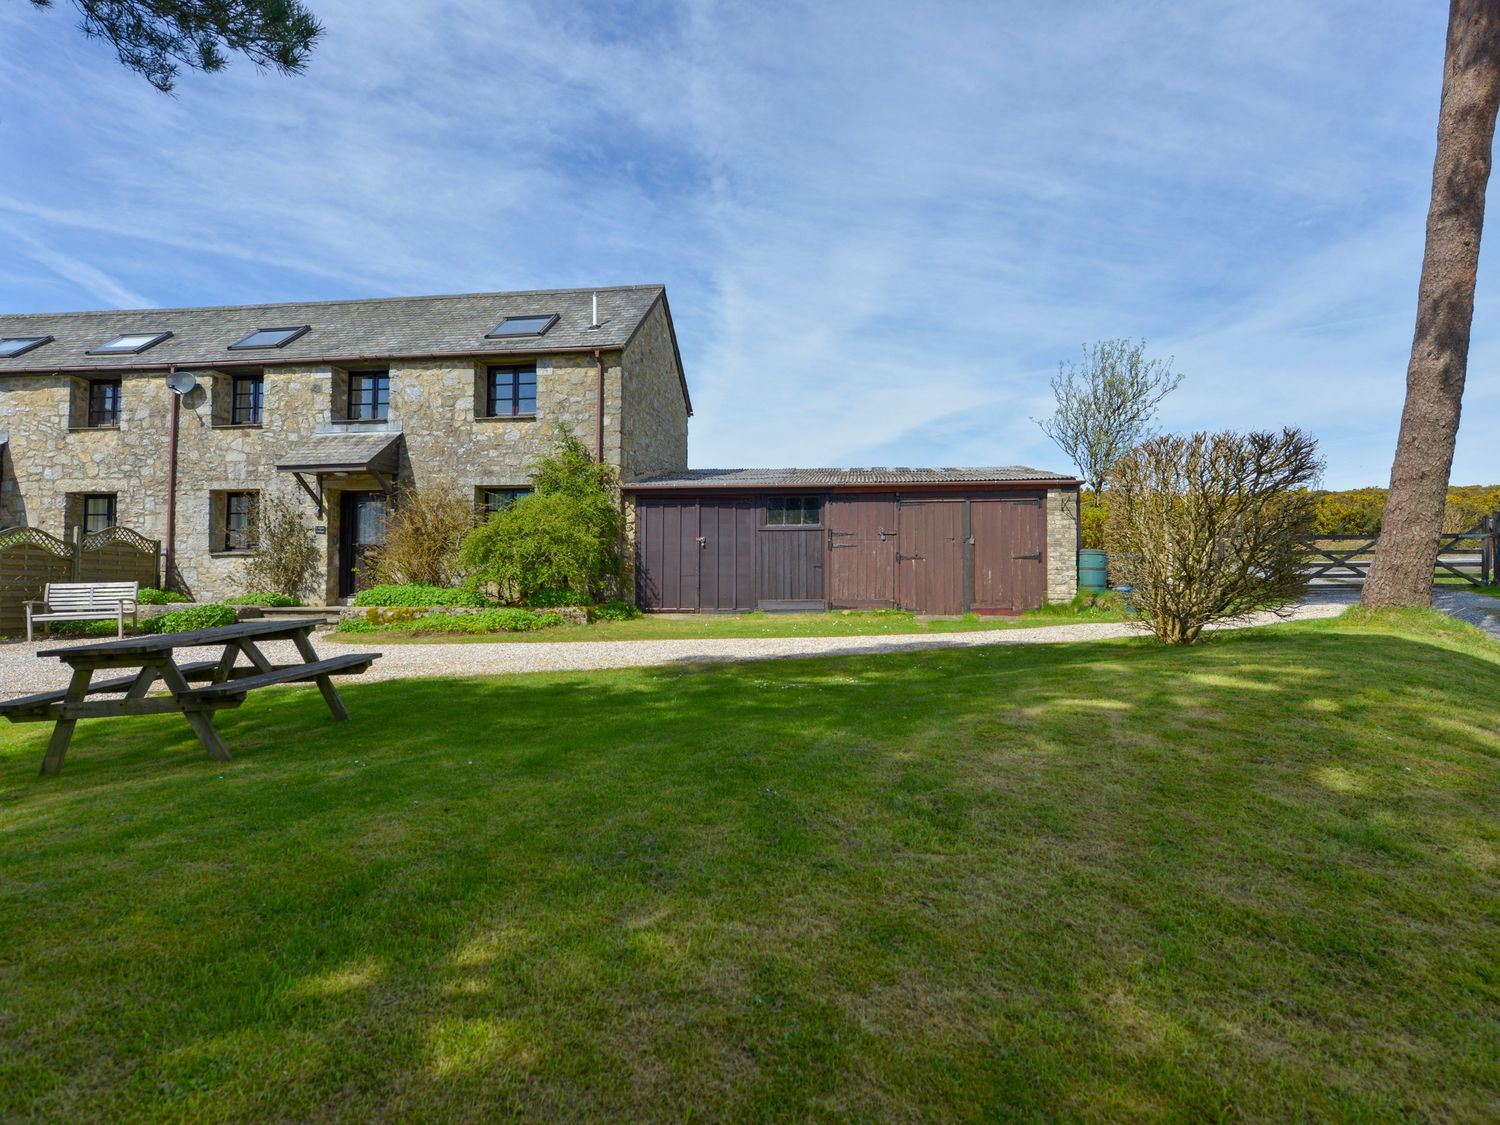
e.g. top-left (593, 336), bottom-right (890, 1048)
top-left (0, 285), bottom-right (1080, 611)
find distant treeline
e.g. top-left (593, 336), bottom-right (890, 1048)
top-left (1079, 485), bottom-right (1500, 548)
top-left (1307, 485), bottom-right (1500, 537)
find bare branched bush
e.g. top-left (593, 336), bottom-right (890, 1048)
top-left (238, 493), bottom-right (320, 600)
top-left (1105, 429), bottom-right (1322, 645)
top-left (367, 480), bottom-right (477, 588)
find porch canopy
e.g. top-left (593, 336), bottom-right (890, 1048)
top-left (275, 431), bottom-right (403, 516)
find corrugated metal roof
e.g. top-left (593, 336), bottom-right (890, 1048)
top-left (0, 285), bottom-right (665, 374)
top-left (625, 467), bottom-right (1076, 488)
top-left (275, 431), bottom-right (402, 474)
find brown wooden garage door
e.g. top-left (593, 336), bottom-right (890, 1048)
top-left (636, 499), bottom-right (756, 611)
top-left (757, 526), bottom-right (824, 610)
top-left (826, 495), bottom-right (897, 609)
top-left (824, 493), bottom-right (1047, 614)
top-left (896, 499), bottom-right (965, 615)
top-left (971, 496), bottom-right (1045, 611)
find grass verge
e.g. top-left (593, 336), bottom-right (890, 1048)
top-left (0, 609), bottom-right (1496, 1120)
top-left (333, 596), bottom-right (1130, 644)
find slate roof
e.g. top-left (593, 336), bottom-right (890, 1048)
top-left (0, 285), bottom-right (666, 374)
top-left (625, 467), bottom-right (1078, 489)
top-left (275, 431), bottom-right (403, 474)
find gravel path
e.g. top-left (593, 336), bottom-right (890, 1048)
top-left (0, 602), bottom-right (1347, 701)
top-left (1432, 587), bottom-right (1500, 641)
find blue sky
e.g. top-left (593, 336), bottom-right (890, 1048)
top-left (1, 0), bottom-right (1494, 488)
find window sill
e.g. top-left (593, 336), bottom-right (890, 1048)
top-left (331, 417), bottom-right (391, 425)
top-left (209, 549), bottom-right (258, 558)
top-left (68, 425), bottom-right (120, 432)
top-left (211, 422), bottom-right (264, 430)
top-left (474, 413), bottom-right (538, 423)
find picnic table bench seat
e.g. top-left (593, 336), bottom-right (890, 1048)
top-left (177, 654), bottom-right (378, 701)
top-left (25, 581), bottom-right (140, 641)
top-left (0, 660), bottom-right (223, 719)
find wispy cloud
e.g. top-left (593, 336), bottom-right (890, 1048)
top-left (0, 0), bottom-right (1490, 487)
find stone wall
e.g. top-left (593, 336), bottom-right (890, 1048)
top-left (1045, 486), bottom-right (1080, 602)
top-left (619, 298), bottom-right (689, 481)
top-left (0, 337), bottom-right (684, 603)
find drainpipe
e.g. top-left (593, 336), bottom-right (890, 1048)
top-left (593, 348), bottom-right (605, 464)
top-left (164, 367), bottom-right (180, 591)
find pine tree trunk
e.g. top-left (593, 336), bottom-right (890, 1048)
top-left (1364, 0), bottom-right (1500, 608)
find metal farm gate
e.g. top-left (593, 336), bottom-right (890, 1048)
top-left (1303, 517), bottom-right (1499, 588)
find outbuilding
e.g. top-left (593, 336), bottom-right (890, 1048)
top-left (626, 467), bottom-right (1081, 615)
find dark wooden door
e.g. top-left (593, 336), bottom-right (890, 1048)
top-left (339, 491), bottom-right (388, 597)
top-left (636, 499), bottom-right (701, 610)
top-left (826, 495), bottom-right (898, 609)
top-left (897, 500), bottom-right (964, 614)
top-left (756, 528), bottom-right (824, 609)
top-left (699, 501), bottom-right (757, 611)
top-left (970, 496), bottom-right (1046, 611)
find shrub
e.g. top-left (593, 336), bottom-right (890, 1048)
top-left (524, 588), bottom-right (589, 608)
top-left (137, 587), bottom-right (189, 605)
top-left (48, 620), bottom-right (126, 637)
top-left (351, 583), bottom-right (489, 608)
top-left (367, 481), bottom-right (477, 587)
top-left (224, 592), bottom-right (300, 607)
top-left (459, 427), bottom-right (624, 604)
top-left (142, 604), bottom-right (239, 634)
top-left (1105, 428), bottom-right (1321, 645)
top-left (238, 493), bottom-right (319, 600)
top-left (591, 599), bottom-right (641, 622)
top-left (415, 609), bottom-right (554, 633)
top-left (335, 608), bottom-right (562, 635)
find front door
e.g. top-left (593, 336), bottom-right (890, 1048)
top-left (339, 491), bottom-right (387, 597)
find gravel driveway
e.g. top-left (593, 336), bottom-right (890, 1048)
top-left (0, 602), bottom-right (1348, 701)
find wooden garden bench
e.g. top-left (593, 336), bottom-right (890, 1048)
top-left (25, 581), bottom-right (139, 641)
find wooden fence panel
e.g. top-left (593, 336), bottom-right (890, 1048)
top-left (0, 525), bottom-right (160, 637)
top-left (79, 526), bottom-right (160, 588)
top-left (0, 528), bottom-right (73, 636)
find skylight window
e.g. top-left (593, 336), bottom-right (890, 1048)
top-left (0, 335), bottom-right (53, 358)
top-left (88, 331), bottom-right (172, 355)
top-left (228, 325), bottom-right (311, 350)
top-left (486, 313), bottom-right (558, 339)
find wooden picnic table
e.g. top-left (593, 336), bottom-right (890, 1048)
top-left (0, 618), bottom-right (379, 776)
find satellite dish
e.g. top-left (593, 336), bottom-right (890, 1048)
top-left (166, 370), bottom-right (198, 396)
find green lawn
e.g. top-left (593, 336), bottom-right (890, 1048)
top-left (336, 598), bottom-right (1130, 643)
top-left (1, 610), bottom-right (1497, 1121)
